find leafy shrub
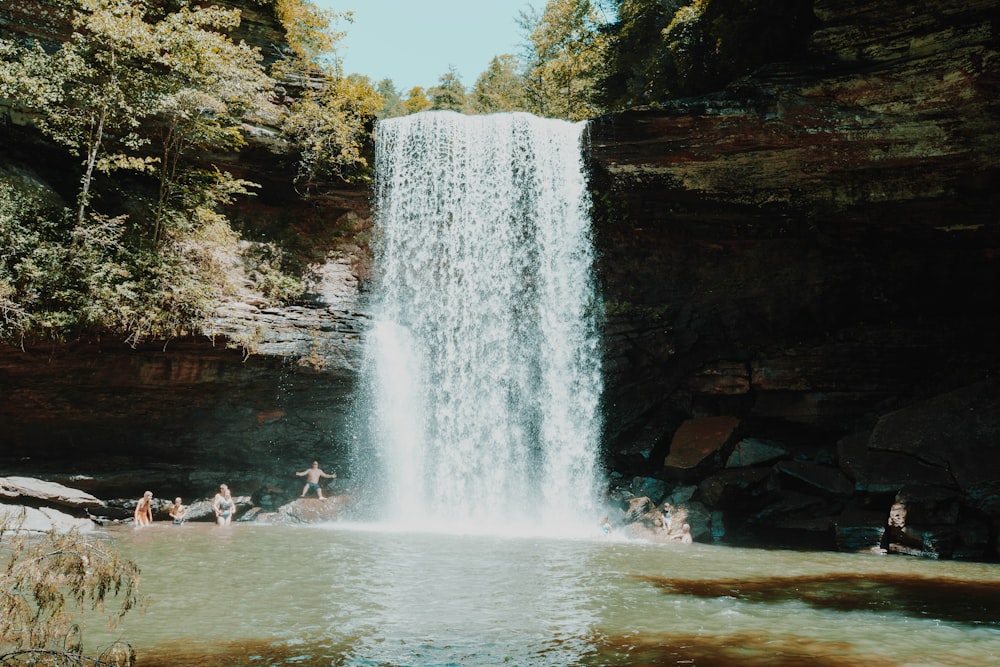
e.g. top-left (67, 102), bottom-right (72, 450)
top-left (0, 518), bottom-right (143, 666)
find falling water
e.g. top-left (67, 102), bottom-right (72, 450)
top-left (361, 111), bottom-right (603, 532)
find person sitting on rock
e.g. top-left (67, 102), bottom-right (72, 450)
top-left (296, 461), bottom-right (337, 499)
top-left (134, 490), bottom-right (153, 527)
top-left (671, 523), bottom-right (693, 544)
top-left (169, 497), bottom-right (186, 525)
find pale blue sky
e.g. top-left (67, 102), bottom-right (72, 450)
top-left (317, 0), bottom-right (541, 93)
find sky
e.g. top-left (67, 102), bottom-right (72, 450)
top-left (317, 0), bottom-right (542, 94)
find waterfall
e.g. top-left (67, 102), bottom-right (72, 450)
top-left (361, 111), bottom-right (603, 533)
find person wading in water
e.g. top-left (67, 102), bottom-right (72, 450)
top-left (213, 484), bottom-right (235, 525)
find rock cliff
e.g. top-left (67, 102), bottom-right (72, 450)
top-left (589, 0), bottom-right (1000, 557)
top-left (1, 0), bottom-right (998, 557)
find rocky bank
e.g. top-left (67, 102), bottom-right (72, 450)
top-left (1, 0), bottom-right (999, 558)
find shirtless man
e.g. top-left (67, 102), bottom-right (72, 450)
top-left (134, 490), bottom-right (153, 527)
top-left (169, 497), bottom-right (186, 524)
top-left (296, 461), bottom-right (336, 499)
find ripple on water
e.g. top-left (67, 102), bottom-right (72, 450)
top-left (87, 525), bottom-right (1000, 666)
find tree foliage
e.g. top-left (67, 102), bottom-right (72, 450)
top-left (0, 0), bottom-right (381, 343)
top-left (0, 0), bottom-right (166, 226)
top-left (274, 0), bottom-right (350, 67)
top-left (520, 0), bottom-right (609, 120)
top-left (150, 3), bottom-right (274, 246)
top-left (403, 86), bottom-right (432, 115)
top-left (281, 72), bottom-right (382, 189)
top-left (0, 519), bottom-right (143, 666)
top-left (599, 0), bottom-right (683, 108)
top-left (472, 55), bottom-right (528, 114)
top-left (600, 0), bottom-right (816, 107)
top-left (375, 78), bottom-right (407, 119)
top-left (429, 67), bottom-right (469, 112)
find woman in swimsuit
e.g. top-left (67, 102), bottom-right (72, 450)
top-left (134, 490), bottom-right (154, 527)
top-left (213, 484), bottom-right (235, 526)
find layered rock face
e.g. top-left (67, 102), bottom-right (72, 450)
top-left (589, 0), bottom-right (1000, 557)
top-left (0, 0), bottom-right (371, 500)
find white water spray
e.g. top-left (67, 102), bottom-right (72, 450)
top-left (363, 111), bottom-right (603, 533)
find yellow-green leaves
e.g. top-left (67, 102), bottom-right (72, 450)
top-left (275, 0), bottom-right (350, 66)
top-left (283, 73), bottom-right (382, 188)
top-left (521, 0), bottom-right (609, 120)
top-left (0, 520), bottom-right (143, 662)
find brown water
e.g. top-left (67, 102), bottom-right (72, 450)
top-left (85, 523), bottom-right (1000, 666)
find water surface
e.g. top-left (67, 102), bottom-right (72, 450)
top-left (89, 524), bottom-right (1000, 666)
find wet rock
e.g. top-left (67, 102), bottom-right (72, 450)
top-left (181, 499), bottom-right (219, 523)
top-left (686, 360), bottom-right (750, 395)
top-left (0, 476), bottom-right (105, 510)
top-left (0, 504), bottom-right (94, 533)
top-left (697, 467), bottom-right (772, 508)
top-left (833, 499), bottom-right (890, 553)
top-left (726, 438), bottom-right (787, 468)
top-left (268, 495), bottom-right (353, 524)
top-left (835, 524), bottom-right (886, 554)
top-left (627, 477), bottom-right (670, 504)
top-left (663, 416), bottom-right (741, 479)
top-left (774, 461), bottom-right (854, 497)
top-left (624, 497), bottom-right (656, 523)
top-left (869, 380), bottom-right (1000, 516)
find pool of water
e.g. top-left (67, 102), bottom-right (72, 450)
top-left (86, 523), bottom-right (1000, 666)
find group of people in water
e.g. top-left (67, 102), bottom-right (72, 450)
top-left (133, 463), bottom-right (695, 544)
top-left (132, 461), bottom-right (335, 527)
top-left (601, 500), bottom-right (694, 544)
top-left (134, 490), bottom-right (188, 526)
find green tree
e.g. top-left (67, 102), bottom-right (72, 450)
top-left (151, 4), bottom-right (274, 246)
top-left (281, 71), bottom-right (383, 190)
top-left (274, 0), bottom-right (351, 68)
top-left (472, 54), bottom-right (528, 114)
top-left (0, 0), bottom-right (165, 226)
top-left (0, 1), bottom-right (282, 341)
top-left (375, 78), bottom-right (407, 118)
top-left (403, 86), bottom-right (432, 115)
top-left (0, 0), bottom-right (385, 342)
top-left (520, 0), bottom-right (609, 120)
top-left (599, 0), bottom-right (683, 109)
top-left (429, 67), bottom-right (468, 112)
top-left (0, 519), bottom-right (142, 665)
top-left (600, 0), bottom-right (816, 108)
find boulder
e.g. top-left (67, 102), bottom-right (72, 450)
top-left (869, 380), bottom-right (1000, 515)
top-left (663, 416), bottom-right (741, 478)
top-left (775, 461), bottom-right (854, 497)
top-left (726, 438), bottom-right (787, 468)
top-left (268, 495), bottom-right (353, 524)
top-left (0, 504), bottom-right (94, 533)
top-left (697, 467), bottom-right (773, 508)
top-left (833, 498), bottom-right (891, 553)
top-left (0, 476), bottom-right (105, 510)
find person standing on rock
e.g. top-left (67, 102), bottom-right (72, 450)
top-left (213, 484), bottom-right (235, 526)
top-left (134, 490), bottom-right (153, 527)
top-left (657, 503), bottom-right (673, 533)
top-left (296, 461), bottom-right (336, 499)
